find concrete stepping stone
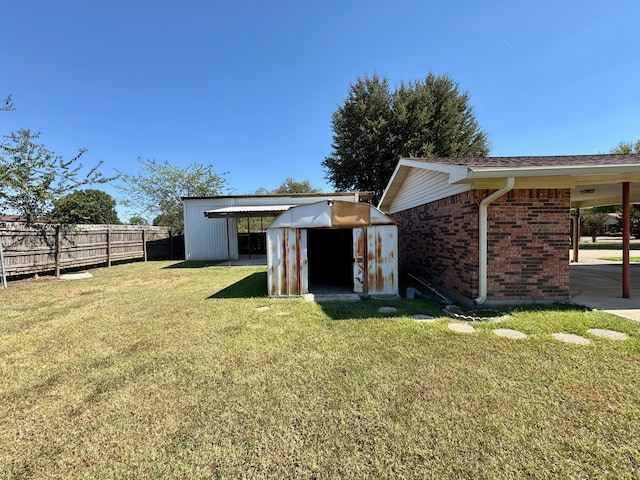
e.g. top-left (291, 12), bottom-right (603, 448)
top-left (413, 314), bottom-right (435, 322)
top-left (493, 328), bottom-right (527, 339)
top-left (587, 329), bottom-right (629, 341)
top-left (552, 333), bottom-right (590, 345)
top-left (379, 306), bottom-right (398, 314)
top-left (448, 322), bottom-right (475, 333)
top-left (59, 271), bottom-right (93, 280)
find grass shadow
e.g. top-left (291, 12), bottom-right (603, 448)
top-left (208, 272), bottom-right (268, 298)
top-left (164, 261), bottom-right (224, 269)
top-left (319, 297), bottom-right (444, 321)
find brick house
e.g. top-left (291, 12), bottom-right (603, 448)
top-left (378, 155), bottom-right (640, 306)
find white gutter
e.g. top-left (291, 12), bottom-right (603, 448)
top-left (466, 164), bottom-right (640, 179)
top-left (475, 177), bottom-right (515, 305)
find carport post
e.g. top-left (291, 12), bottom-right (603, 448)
top-left (572, 208), bottom-right (580, 263)
top-left (623, 182), bottom-right (630, 298)
top-left (226, 217), bottom-right (231, 267)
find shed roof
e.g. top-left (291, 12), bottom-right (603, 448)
top-left (204, 205), bottom-right (295, 218)
top-left (268, 200), bottom-right (395, 229)
top-left (183, 192), bottom-right (374, 201)
top-left (379, 154), bottom-right (640, 210)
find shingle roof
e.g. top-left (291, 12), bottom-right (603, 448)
top-left (407, 154), bottom-right (640, 168)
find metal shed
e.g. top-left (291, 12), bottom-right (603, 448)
top-left (182, 193), bottom-right (369, 261)
top-left (267, 200), bottom-right (398, 297)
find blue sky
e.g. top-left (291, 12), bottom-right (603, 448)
top-left (1, 0), bottom-right (639, 219)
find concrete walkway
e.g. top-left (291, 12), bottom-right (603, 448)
top-left (570, 249), bottom-right (640, 321)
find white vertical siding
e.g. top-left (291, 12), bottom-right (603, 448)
top-left (183, 194), bottom-right (360, 261)
top-left (183, 199), bottom-right (238, 260)
top-left (388, 169), bottom-right (470, 214)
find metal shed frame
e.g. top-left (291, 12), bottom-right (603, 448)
top-left (266, 200), bottom-right (398, 298)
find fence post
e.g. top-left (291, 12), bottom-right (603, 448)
top-left (54, 226), bottom-right (62, 277)
top-left (142, 229), bottom-right (148, 262)
top-left (0, 234), bottom-right (7, 288)
top-left (169, 230), bottom-right (174, 260)
top-left (107, 227), bottom-right (112, 267)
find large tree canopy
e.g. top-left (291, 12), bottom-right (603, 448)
top-left (323, 73), bottom-right (490, 202)
top-left (48, 189), bottom-right (121, 225)
top-left (272, 177), bottom-right (321, 194)
top-left (610, 139), bottom-right (640, 154)
top-left (0, 129), bottom-right (109, 223)
top-left (116, 158), bottom-right (226, 233)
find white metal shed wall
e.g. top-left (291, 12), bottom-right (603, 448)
top-left (183, 198), bottom-right (238, 260)
top-left (183, 194), bottom-right (363, 261)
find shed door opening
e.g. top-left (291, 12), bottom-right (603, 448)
top-left (307, 228), bottom-right (353, 293)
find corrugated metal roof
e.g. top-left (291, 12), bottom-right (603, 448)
top-left (204, 205), bottom-right (295, 218)
top-left (184, 192), bottom-right (374, 201)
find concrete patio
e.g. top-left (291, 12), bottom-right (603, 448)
top-left (570, 249), bottom-right (640, 321)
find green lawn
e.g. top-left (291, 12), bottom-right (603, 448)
top-left (579, 242), bottom-right (640, 250)
top-left (2, 262), bottom-right (640, 479)
top-left (600, 257), bottom-right (640, 262)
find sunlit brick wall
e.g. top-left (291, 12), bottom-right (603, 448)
top-left (392, 188), bottom-right (571, 304)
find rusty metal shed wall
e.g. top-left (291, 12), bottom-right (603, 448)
top-left (352, 225), bottom-right (398, 296)
top-left (267, 228), bottom-right (308, 296)
top-left (366, 225), bottom-right (398, 295)
top-left (267, 202), bottom-right (398, 297)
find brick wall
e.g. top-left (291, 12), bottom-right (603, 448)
top-left (392, 188), bottom-right (571, 303)
top-left (485, 188), bottom-right (570, 301)
top-left (392, 191), bottom-right (479, 300)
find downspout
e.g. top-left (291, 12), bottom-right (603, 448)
top-left (475, 177), bottom-right (515, 305)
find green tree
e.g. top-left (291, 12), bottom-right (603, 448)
top-left (238, 179), bottom-right (321, 233)
top-left (581, 209), bottom-right (609, 242)
top-left (610, 140), bottom-right (640, 154)
top-left (323, 73), bottom-right (490, 202)
top-left (128, 215), bottom-right (149, 225)
top-left (272, 178), bottom-right (320, 194)
top-left (323, 75), bottom-right (394, 202)
top-left (0, 129), bottom-right (109, 223)
top-left (116, 158), bottom-right (226, 233)
top-left (48, 189), bottom-right (121, 224)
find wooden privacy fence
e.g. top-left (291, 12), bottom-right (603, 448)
top-left (0, 222), bottom-right (181, 278)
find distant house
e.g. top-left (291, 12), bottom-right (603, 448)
top-left (378, 154), bottom-right (640, 305)
top-left (0, 215), bottom-right (26, 223)
top-left (604, 212), bottom-right (621, 234)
